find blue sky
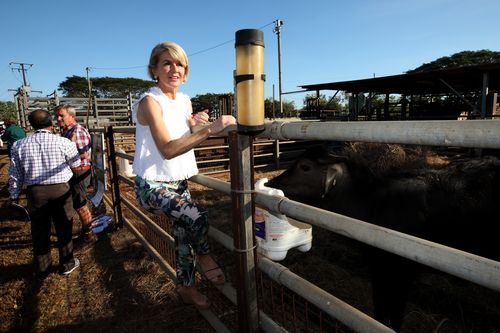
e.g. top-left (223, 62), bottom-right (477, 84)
top-left (1, 0), bottom-right (499, 107)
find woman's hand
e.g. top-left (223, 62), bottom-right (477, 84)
top-left (187, 111), bottom-right (209, 128)
top-left (192, 111), bottom-right (209, 124)
top-left (208, 115), bottom-right (236, 134)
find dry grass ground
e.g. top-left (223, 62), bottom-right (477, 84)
top-left (0, 151), bottom-right (212, 333)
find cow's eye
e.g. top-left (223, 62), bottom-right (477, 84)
top-left (299, 164), bottom-right (311, 172)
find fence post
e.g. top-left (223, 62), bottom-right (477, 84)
top-left (229, 131), bottom-right (259, 333)
top-left (54, 90), bottom-right (60, 107)
top-left (127, 92), bottom-right (133, 125)
top-left (105, 125), bottom-right (124, 228)
top-left (274, 139), bottom-right (280, 169)
top-left (93, 97), bottom-right (99, 127)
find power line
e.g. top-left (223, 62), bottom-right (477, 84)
top-left (9, 67), bottom-right (24, 84)
top-left (190, 21), bottom-right (274, 57)
top-left (89, 21), bottom-right (276, 71)
top-left (188, 39), bottom-right (234, 57)
top-left (90, 64), bottom-right (146, 71)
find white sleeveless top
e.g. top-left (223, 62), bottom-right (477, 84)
top-left (132, 87), bottom-right (198, 181)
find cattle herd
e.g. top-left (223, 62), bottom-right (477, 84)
top-left (266, 142), bottom-right (500, 331)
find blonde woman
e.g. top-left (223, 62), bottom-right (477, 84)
top-left (133, 41), bottom-right (236, 309)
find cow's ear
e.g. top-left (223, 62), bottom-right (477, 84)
top-left (323, 163), bottom-right (344, 197)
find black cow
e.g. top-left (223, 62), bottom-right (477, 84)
top-left (266, 143), bottom-right (500, 330)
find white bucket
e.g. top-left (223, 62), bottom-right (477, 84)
top-left (254, 178), bottom-right (313, 261)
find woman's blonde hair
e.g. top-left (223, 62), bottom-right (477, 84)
top-left (148, 42), bottom-right (189, 82)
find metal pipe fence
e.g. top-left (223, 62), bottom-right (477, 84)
top-left (95, 118), bottom-right (500, 333)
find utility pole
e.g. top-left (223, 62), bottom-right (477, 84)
top-left (8, 87), bottom-right (28, 127)
top-left (85, 67), bottom-right (93, 127)
top-left (272, 83), bottom-right (276, 119)
top-left (9, 62), bottom-right (33, 92)
top-left (9, 62), bottom-right (39, 128)
top-left (273, 19), bottom-right (284, 117)
top-left (85, 67), bottom-right (92, 92)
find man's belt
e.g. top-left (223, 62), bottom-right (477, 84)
top-left (71, 165), bottom-right (91, 171)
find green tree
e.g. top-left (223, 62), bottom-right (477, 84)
top-left (191, 93), bottom-right (227, 113)
top-left (264, 98), bottom-right (276, 118)
top-left (190, 93), bottom-right (234, 121)
top-left (58, 76), bottom-right (156, 98)
top-left (0, 101), bottom-right (17, 121)
top-left (282, 100), bottom-right (297, 118)
top-left (264, 98), bottom-right (296, 118)
top-left (407, 49), bottom-right (500, 73)
top-left (58, 76), bottom-right (88, 97)
top-left (92, 77), bottom-right (155, 98)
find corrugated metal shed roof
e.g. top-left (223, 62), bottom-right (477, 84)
top-left (299, 63), bottom-right (500, 95)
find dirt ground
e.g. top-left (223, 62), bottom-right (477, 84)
top-left (0, 151), bottom-right (212, 333)
top-left (2, 147), bottom-right (500, 333)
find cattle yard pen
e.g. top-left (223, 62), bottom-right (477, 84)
top-left (15, 93), bottom-right (236, 130)
top-left (18, 94), bottom-right (134, 129)
top-left (93, 119), bottom-right (500, 333)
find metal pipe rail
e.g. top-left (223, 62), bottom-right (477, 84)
top-left (105, 124), bottom-right (500, 294)
top-left (259, 258), bottom-right (395, 333)
top-left (113, 143), bottom-right (293, 171)
top-left (108, 121), bottom-right (500, 332)
top-left (266, 196), bottom-right (500, 293)
top-left (259, 120), bottom-right (500, 148)
top-left (105, 119), bottom-right (500, 150)
top-left (120, 182), bottom-right (372, 333)
top-left (202, 186), bottom-right (395, 333)
top-left (117, 191), bottom-right (237, 332)
top-left (115, 174), bottom-right (286, 332)
top-left (191, 174), bottom-right (500, 293)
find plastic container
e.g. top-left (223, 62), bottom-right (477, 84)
top-left (254, 208), bottom-right (266, 239)
top-left (254, 178), bottom-right (313, 261)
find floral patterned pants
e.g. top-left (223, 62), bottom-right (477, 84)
top-left (134, 176), bottom-right (210, 286)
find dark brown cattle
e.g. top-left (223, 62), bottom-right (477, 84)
top-left (266, 143), bottom-right (500, 330)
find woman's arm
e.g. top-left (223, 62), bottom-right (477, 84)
top-left (137, 96), bottom-right (236, 160)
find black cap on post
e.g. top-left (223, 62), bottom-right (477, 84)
top-left (235, 29), bottom-right (265, 48)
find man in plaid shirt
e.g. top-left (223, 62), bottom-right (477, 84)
top-left (8, 109), bottom-right (82, 278)
top-left (55, 104), bottom-right (94, 243)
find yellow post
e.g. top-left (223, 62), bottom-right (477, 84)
top-left (235, 29), bottom-right (265, 134)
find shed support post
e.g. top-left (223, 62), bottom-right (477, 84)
top-left (481, 72), bottom-right (489, 119)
